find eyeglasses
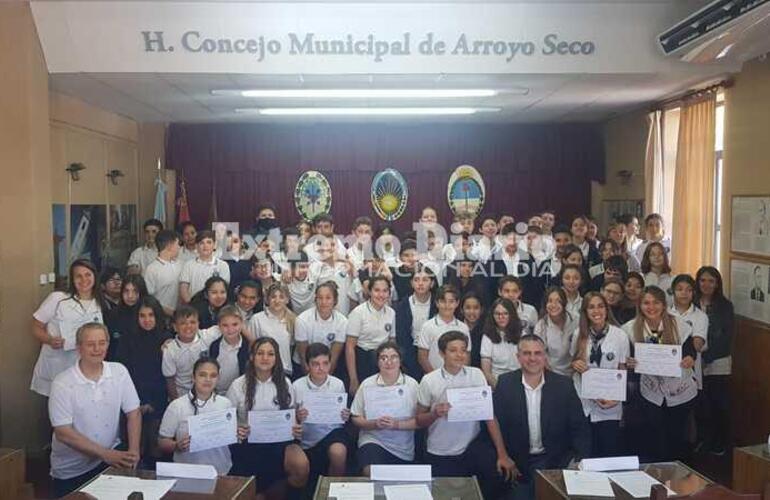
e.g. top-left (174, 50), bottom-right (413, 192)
top-left (378, 355), bottom-right (400, 362)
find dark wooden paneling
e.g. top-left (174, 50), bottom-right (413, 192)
top-left (732, 318), bottom-right (770, 446)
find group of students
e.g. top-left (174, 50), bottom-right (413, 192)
top-left (31, 204), bottom-right (734, 499)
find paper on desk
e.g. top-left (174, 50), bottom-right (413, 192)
top-left (328, 482), bottom-right (374, 500)
top-left (579, 455), bottom-right (640, 471)
top-left (370, 464), bottom-right (432, 482)
top-left (156, 461), bottom-right (217, 479)
top-left (383, 484), bottom-right (433, 500)
top-left (562, 470), bottom-right (614, 497)
top-left (80, 475), bottom-right (176, 500)
top-left (609, 471), bottom-right (676, 498)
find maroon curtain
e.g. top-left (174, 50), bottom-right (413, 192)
top-left (166, 122), bottom-right (604, 233)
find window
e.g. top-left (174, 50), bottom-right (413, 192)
top-left (714, 92), bottom-right (725, 269)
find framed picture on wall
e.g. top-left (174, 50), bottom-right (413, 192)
top-left (599, 199), bottom-right (644, 232)
top-left (104, 204), bottom-right (137, 269)
top-left (731, 258), bottom-right (770, 325)
top-left (731, 196), bottom-right (770, 258)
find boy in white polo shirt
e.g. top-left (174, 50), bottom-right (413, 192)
top-left (416, 331), bottom-right (515, 500)
top-left (127, 218), bottom-right (163, 276)
top-left (179, 230), bottom-right (230, 304)
top-left (416, 284), bottom-right (471, 374)
top-left (498, 276), bottom-right (538, 334)
top-left (144, 229), bottom-right (182, 316)
top-left (48, 323), bottom-right (141, 497)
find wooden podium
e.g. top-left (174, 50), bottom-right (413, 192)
top-left (0, 448), bottom-right (34, 500)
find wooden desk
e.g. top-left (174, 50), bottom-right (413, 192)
top-left (536, 462), bottom-right (714, 500)
top-left (313, 475), bottom-right (484, 500)
top-left (64, 467), bottom-right (256, 499)
top-left (734, 445), bottom-right (770, 494)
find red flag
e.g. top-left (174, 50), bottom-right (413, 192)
top-left (177, 176), bottom-right (191, 224)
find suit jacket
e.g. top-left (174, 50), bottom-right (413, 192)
top-left (493, 370), bottom-right (591, 477)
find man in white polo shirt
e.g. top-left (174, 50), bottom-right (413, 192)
top-left (48, 323), bottom-right (141, 497)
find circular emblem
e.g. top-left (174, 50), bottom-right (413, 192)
top-left (371, 168), bottom-right (408, 221)
top-left (284, 412), bottom-right (292, 421)
top-left (385, 323), bottom-right (393, 332)
top-left (482, 390), bottom-right (489, 398)
top-left (308, 283), bottom-right (315, 291)
top-left (606, 352), bottom-right (615, 361)
top-left (294, 171), bottom-right (332, 222)
top-left (397, 388), bottom-right (404, 396)
top-left (447, 164), bottom-right (486, 217)
top-left (671, 348), bottom-right (678, 356)
top-left (337, 396), bottom-right (344, 404)
top-left (616, 373), bottom-right (623, 380)
top-left (326, 333), bottom-right (336, 342)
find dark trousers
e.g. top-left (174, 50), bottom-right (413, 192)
top-left (700, 375), bottom-right (731, 449)
top-left (425, 436), bottom-right (507, 500)
top-left (503, 453), bottom-right (551, 500)
top-left (53, 463), bottom-right (107, 498)
top-left (591, 420), bottom-right (623, 458)
top-left (640, 397), bottom-right (694, 462)
top-left (354, 347), bottom-right (378, 382)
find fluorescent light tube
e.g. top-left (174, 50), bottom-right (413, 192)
top-left (214, 89), bottom-right (499, 98)
top-left (237, 107), bottom-right (500, 116)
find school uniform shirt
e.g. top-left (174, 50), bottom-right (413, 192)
top-left (416, 316), bottom-right (471, 371)
top-left (626, 251), bottom-right (642, 273)
top-left (162, 327), bottom-right (221, 396)
top-left (569, 325), bottom-right (629, 422)
top-left (470, 238), bottom-right (500, 264)
top-left (669, 304), bottom-right (709, 390)
top-left (288, 277), bottom-right (316, 314)
top-left (346, 301), bottom-right (396, 351)
top-left (225, 374), bottom-right (296, 425)
top-left (295, 307), bottom-right (348, 348)
top-left (158, 393), bottom-right (235, 475)
top-left (128, 245), bottom-right (158, 275)
top-left (144, 257), bottom-right (182, 312)
top-left (351, 373), bottom-right (419, 461)
top-left (178, 246), bottom-right (198, 263)
top-left (309, 261), bottom-right (355, 315)
top-left (534, 316), bottom-right (578, 377)
top-left (48, 361), bottom-right (140, 479)
top-left (516, 302), bottom-right (539, 335)
top-left (214, 335), bottom-right (246, 394)
top-left (304, 238), bottom-right (347, 264)
top-left (417, 366), bottom-right (488, 456)
top-left (249, 310), bottom-right (294, 375)
top-left (621, 317), bottom-right (701, 407)
top-left (179, 256), bottom-right (231, 298)
top-left (292, 375), bottom-right (347, 449)
top-left (480, 334), bottom-right (520, 378)
top-left (643, 272), bottom-right (673, 306)
top-left (576, 240), bottom-right (601, 267)
top-left (408, 296), bottom-right (432, 342)
top-left (565, 294), bottom-right (583, 320)
top-left (635, 236), bottom-right (672, 264)
top-left (31, 292), bottom-right (104, 396)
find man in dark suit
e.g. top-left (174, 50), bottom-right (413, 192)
top-left (494, 334), bottom-right (591, 499)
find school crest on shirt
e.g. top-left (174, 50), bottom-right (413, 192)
top-left (326, 333), bottom-right (336, 342)
top-left (385, 323), bottom-right (393, 332)
top-left (447, 164), bottom-right (485, 217)
top-left (606, 352), bottom-right (615, 361)
top-left (371, 168), bottom-right (408, 221)
top-left (294, 170), bottom-right (332, 222)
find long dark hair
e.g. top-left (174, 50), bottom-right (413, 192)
top-left (483, 298), bottom-right (521, 344)
top-left (573, 292), bottom-right (616, 362)
top-left (244, 337), bottom-right (292, 410)
top-left (190, 357), bottom-right (220, 415)
top-left (134, 296), bottom-right (166, 334)
top-left (120, 274), bottom-right (148, 306)
top-left (641, 241), bottom-right (672, 274)
top-left (694, 266), bottom-right (728, 306)
top-left (67, 259), bottom-right (107, 310)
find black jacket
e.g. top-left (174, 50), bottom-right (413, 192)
top-left (209, 334), bottom-right (250, 376)
top-left (116, 327), bottom-right (172, 417)
top-left (699, 299), bottom-right (734, 363)
top-left (493, 370), bottom-right (591, 478)
top-left (394, 295), bottom-right (438, 381)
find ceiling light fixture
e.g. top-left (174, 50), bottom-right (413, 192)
top-left (237, 107), bottom-right (501, 116)
top-left (214, 89), bottom-right (501, 98)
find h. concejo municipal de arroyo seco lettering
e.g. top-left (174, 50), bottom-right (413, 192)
top-left (141, 31), bottom-right (596, 62)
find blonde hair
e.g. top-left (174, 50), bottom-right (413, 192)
top-left (265, 283), bottom-right (296, 338)
top-left (632, 286), bottom-right (679, 345)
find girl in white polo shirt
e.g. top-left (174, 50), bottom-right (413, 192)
top-left (570, 292), bottom-right (628, 457)
top-left (480, 298), bottom-right (522, 388)
top-left (31, 259), bottom-right (105, 397)
top-left (345, 276), bottom-right (396, 396)
top-left (641, 242), bottom-right (674, 306)
top-left (560, 264), bottom-right (585, 319)
top-left (534, 286), bottom-right (578, 376)
top-left (416, 284), bottom-right (470, 374)
top-left (669, 275), bottom-right (708, 391)
top-left (226, 337), bottom-right (309, 496)
top-left (351, 340), bottom-right (419, 476)
top-left (295, 282), bottom-right (348, 375)
top-left (248, 283), bottom-right (297, 377)
top-left (158, 357), bottom-right (235, 475)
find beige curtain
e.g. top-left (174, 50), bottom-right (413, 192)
top-left (644, 110), bottom-right (664, 216)
top-left (671, 94), bottom-right (716, 275)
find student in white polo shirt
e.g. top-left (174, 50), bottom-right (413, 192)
top-left (248, 283), bottom-right (297, 377)
top-left (416, 331), bottom-right (515, 500)
top-left (158, 357), bottom-right (235, 475)
top-left (416, 284), bottom-right (471, 374)
top-left (534, 286), bottom-right (578, 377)
top-left (497, 276), bottom-right (538, 335)
top-left (295, 282), bottom-right (347, 376)
top-left (48, 323), bottom-right (141, 497)
top-left (570, 292), bottom-right (629, 457)
top-left (481, 298), bottom-right (522, 388)
top-left (351, 341), bottom-right (419, 476)
top-left (144, 229), bottom-right (182, 316)
top-left (233, 280), bottom-right (263, 323)
top-left (641, 242), bottom-right (674, 306)
top-left (394, 264), bottom-right (437, 380)
top-left (127, 218), bottom-right (163, 276)
top-left (226, 337), bottom-right (309, 496)
top-left (345, 276), bottom-right (396, 396)
top-left (669, 275), bottom-right (707, 391)
top-left (285, 251), bottom-right (315, 315)
top-left (162, 305), bottom-right (221, 400)
top-left (308, 235), bottom-right (356, 315)
top-left (293, 343), bottom-right (350, 476)
top-left (178, 221), bottom-right (199, 264)
top-left (179, 230), bottom-right (230, 304)
top-left (207, 306), bottom-right (252, 394)
top-left (31, 259), bottom-right (105, 397)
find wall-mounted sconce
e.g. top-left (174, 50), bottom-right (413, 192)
top-left (66, 163), bottom-right (86, 181)
top-left (617, 170), bottom-right (634, 185)
top-left (106, 169), bottom-right (125, 185)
